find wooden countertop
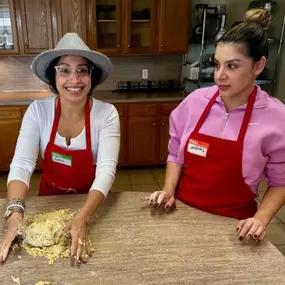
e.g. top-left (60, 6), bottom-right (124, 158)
top-left (0, 192), bottom-right (285, 284)
top-left (0, 90), bottom-right (186, 105)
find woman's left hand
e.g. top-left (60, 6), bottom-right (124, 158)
top-left (236, 217), bottom-right (267, 243)
top-left (63, 214), bottom-right (92, 263)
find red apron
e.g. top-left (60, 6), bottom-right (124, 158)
top-left (176, 87), bottom-right (257, 220)
top-left (39, 99), bottom-right (95, 196)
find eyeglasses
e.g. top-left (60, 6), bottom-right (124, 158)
top-left (54, 65), bottom-right (93, 79)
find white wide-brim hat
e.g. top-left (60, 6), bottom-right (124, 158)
top-left (31, 33), bottom-right (112, 85)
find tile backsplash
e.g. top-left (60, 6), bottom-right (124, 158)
top-left (0, 55), bottom-right (183, 91)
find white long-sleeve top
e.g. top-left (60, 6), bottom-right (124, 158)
top-left (8, 96), bottom-right (120, 197)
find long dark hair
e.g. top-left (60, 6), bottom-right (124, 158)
top-left (216, 9), bottom-right (271, 61)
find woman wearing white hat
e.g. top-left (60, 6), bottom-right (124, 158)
top-left (0, 33), bottom-right (120, 263)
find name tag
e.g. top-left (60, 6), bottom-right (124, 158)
top-left (52, 152), bottom-right (72, 167)
top-left (187, 139), bottom-right (209, 157)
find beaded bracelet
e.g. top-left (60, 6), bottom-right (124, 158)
top-left (7, 198), bottom-right (25, 208)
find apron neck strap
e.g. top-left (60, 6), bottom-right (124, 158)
top-left (50, 98), bottom-right (92, 152)
top-left (194, 90), bottom-right (220, 133)
top-left (237, 86), bottom-right (257, 143)
top-left (85, 99), bottom-right (92, 151)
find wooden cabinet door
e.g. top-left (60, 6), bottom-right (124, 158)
top-left (159, 115), bottom-right (169, 163)
top-left (88, 0), bottom-right (122, 54)
top-left (119, 117), bottom-right (125, 164)
top-left (157, 0), bottom-right (190, 54)
top-left (0, 0), bottom-right (20, 55)
top-left (124, 0), bottom-right (156, 54)
top-left (159, 102), bottom-right (180, 163)
top-left (16, 0), bottom-right (53, 54)
top-left (128, 116), bottom-right (158, 164)
top-left (51, 0), bottom-right (88, 44)
top-left (114, 103), bottom-right (126, 165)
top-left (0, 120), bottom-right (21, 170)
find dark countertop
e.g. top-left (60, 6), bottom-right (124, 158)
top-left (0, 90), bottom-right (187, 105)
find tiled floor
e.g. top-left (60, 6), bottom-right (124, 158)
top-left (1, 167), bottom-right (285, 256)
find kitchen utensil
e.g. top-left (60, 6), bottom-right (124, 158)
top-left (215, 14), bottom-right (227, 41)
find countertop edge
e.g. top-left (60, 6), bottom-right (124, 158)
top-left (0, 91), bottom-right (187, 105)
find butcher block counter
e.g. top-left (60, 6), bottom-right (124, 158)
top-left (0, 192), bottom-right (285, 285)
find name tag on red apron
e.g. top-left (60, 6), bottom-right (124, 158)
top-left (52, 152), bottom-right (72, 167)
top-left (187, 139), bottom-right (209, 157)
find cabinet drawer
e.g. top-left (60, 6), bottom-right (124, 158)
top-left (0, 107), bottom-right (22, 119)
top-left (114, 104), bottom-right (125, 117)
top-left (160, 102), bottom-right (180, 115)
top-left (129, 104), bottom-right (157, 116)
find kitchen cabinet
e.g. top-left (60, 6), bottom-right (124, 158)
top-left (127, 101), bottom-right (179, 165)
top-left (15, 0), bottom-right (54, 54)
top-left (88, 0), bottom-right (122, 54)
top-left (158, 102), bottom-right (180, 163)
top-left (0, 100), bottom-right (180, 170)
top-left (159, 115), bottom-right (170, 163)
top-left (114, 103), bottom-right (126, 165)
top-left (128, 116), bottom-right (158, 164)
top-left (51, 0), bottom-right (88, 45)
top-left (0, 107), bottom-right (22, 170)
top-left (157, 0), bottom-right (191, 54)
top-left (124, 0), bottom-right (156, 54)
top-left (128, 104), bottom-right (158, 165)
top-left (0, 0), bottom-right (19, 55)
top-left (1, 0), bottom-right (191, 56)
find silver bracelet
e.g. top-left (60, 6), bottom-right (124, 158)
top-left (7, 204), bottom-right (25, 212)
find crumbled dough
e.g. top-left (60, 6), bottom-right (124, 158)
top-left (13, 209), bottom-right (94, 265)
top-left (11, 276), bottom-right (21, 284)
top-left (17, 209), bottom-right (74, 264)
top-left (35, 281), bottom-right (52, 285)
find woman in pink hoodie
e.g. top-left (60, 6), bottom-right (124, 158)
top-left (149, 9), bottom-right (285, 242)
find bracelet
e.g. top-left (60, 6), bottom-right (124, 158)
top-left (7, 198), bottom-right (25, 208)
top-left (4, 206), bottom-right (24, 220)
top-left (7, 204), bottom-right (25, 212)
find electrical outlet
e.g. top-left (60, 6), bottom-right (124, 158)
top-left (142, 69), bottom-right (148, 79)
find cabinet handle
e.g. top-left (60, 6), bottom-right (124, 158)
top-left (152, 123), bottom-right (156, 126)
top-left (127, 44), bottom-right (130, 48)
top-left (0, 113), bottom-right (11, 117)
top-left (162, 123), bottom-right (166, 126)
top-left (160, 44), bottom-right (163, 47)
top-left (117, 44), bottom-right (120, 48)
top-left (24, 45), bottom-right (28, 48)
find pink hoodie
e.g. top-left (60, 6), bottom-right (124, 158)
top-left (168, 85), bottom-right (285, 195)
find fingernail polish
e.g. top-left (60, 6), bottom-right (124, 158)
top-left (236, 228), bottom-right (239, 232)
top-left (254, 234), bottom-right (257, 238)
top-left (238, 236), bottom-right (243, 241)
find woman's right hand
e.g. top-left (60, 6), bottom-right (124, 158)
top-left (0, 212), bottom-right (25, 263)
top-left (149, 190), bottom-right (176, 209)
